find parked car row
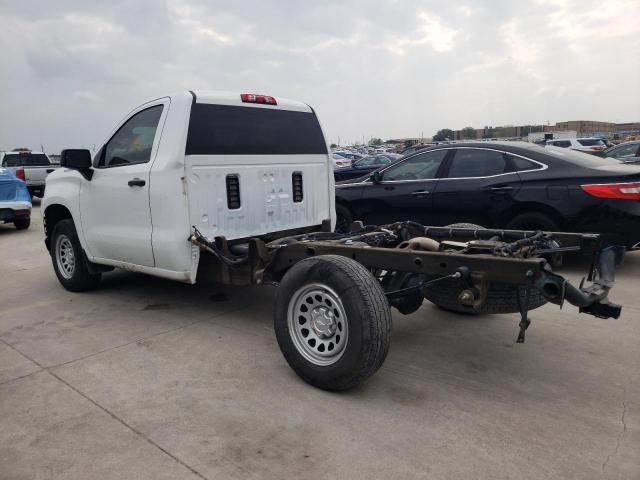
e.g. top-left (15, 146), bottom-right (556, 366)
top-left (0, 167), bottom-right (32, 230)
top-left (334, 142), bottom-right (640, 249)
top-left (0, 149), bottom-right (57, 197)
top-left (334, 154), bottom-right (399, 181)
top-left (545, 137), bottom-right (606, 153)
top-left (600, 140), bottom-right (640, 163)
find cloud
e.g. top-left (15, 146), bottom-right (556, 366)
top-left (388, 12), bottom-right (458, 55)
top-left (0, 0), bottom-right (638, 151)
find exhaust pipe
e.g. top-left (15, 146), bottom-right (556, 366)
top-left (538, 246), bottom-right (621, 319)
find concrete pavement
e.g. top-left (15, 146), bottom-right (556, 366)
top-left (1, 203), bottom-right (638, 479)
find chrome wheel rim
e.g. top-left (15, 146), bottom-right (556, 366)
top-left (288, 283), bottom-right (348, 366)
top-left (55, 234), bottom-right (75, 279)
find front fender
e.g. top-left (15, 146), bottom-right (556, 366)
top-left (42, 170), bottom-right (91, 255)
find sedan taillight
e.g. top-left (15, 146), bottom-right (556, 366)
top-left (581, 182), bottom-right (640, 200)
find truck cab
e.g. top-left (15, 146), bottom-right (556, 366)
top-left (43, 91), bottom-right (334, 285)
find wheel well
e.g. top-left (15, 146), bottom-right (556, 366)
top-left (44, 204), bottom-right (73, 251)
top-left (500, 203), bottom-right (565, 229)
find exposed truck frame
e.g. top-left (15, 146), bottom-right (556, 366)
top-left (43, 91), bottom-right (623, 391)
top-left (188, 220), bottom-right (621, 390)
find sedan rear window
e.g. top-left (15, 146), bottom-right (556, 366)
top-left (186, 104), bottom-right (327, 155)
top-left (545, 146), bottom-right (622, 167)
top-left (2, 153), bottom-right (50, 167)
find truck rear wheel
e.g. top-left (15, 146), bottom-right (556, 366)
top-left (274, 255), bottom-right (392, 391)
top-left (50, 219), bottom-right (101, 292)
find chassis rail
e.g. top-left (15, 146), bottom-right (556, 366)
top-left (190, 224), bottom-right (622, 323)
top-left (189, 223), bottom-right (622, 389)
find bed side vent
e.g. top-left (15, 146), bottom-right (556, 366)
top-left (226, 174), bottom-right (241, 209)
top-left (292, 172), bottom-right (303, 203)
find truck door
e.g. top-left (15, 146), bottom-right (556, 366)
top-left (79, 101), bottom-right (168, 266)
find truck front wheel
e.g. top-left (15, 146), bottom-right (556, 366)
top-left (50, 219), bottom-right (101, 292)
top-left (274, 255), bottom-right (392, 391)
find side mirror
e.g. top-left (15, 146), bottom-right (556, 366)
top-left (371, 171), bottom-right (382, 183)
top-left (60, 149), bottom-right (93, 180)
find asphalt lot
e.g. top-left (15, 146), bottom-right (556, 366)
top-left (0, 202), bottom-right (638, 480)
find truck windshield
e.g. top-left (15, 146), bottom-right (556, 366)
top-left (186, 104), bottom-right (327, 155)
top-left (2, 153), bottom-right (51, 166)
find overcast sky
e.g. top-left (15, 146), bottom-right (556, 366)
top-left (1, 0), bottom-right (639, 152)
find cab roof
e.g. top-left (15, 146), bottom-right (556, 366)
top-left (189, 90), bottom-right (313, 113)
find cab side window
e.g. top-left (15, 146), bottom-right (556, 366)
top-left (100, 105), bottom-right (163, 168)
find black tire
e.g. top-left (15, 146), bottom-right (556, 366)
top-left (274, 255), bottom-right (392, 391)
top-left (50, 219), bottom-right (101, 292)
top-left (423, 278), bottom-right (547, 315)
top-left (335, 204), bottom-right (353, 233)
top-left (423, 222), bottom-right (547, 314)
top-left (14, 218), bottom-right (30, 230)
top-left (506, 212), bottom-right (559, 231)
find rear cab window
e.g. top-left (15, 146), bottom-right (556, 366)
top-left (2, 153), bottom-right (51, 167)
top-left (186, 104), bottom-right (327, 155)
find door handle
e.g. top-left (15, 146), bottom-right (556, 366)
top-left (489, 186), bottom-right (513, 192)
top-left (128, 178), bottom-right (146, 187)
top-left (411, 190), bottom-right (430, 196)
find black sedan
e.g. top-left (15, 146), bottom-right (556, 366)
top-left (333, 154), bottom-right (395, 182)
top-left (601, 140), bottom-right (640, 163)
top-left (335, 142), bottom-right (640, 248)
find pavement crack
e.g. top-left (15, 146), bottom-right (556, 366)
top-left (0, 337), bottom-right (44, 368)
top-left (601, 381), bottom-right (629, 475)
top-left (48, 370), bottom-right (210, 480)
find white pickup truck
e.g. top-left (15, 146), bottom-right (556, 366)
top-left (43, 91), bottom-right (622, 390)
top-left (0, 150), bottom-right (57, 197)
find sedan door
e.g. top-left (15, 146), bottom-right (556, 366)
top-left (432, 147), bottom-right (521, 227)
top-left (352, 149), bottom-right (450, 225)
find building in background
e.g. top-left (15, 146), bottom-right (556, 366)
top-left (614, 122), bottom-right (640, 138)
top-left (450, 120), bottom-right (639, 141)
top-left (546, 120), bottom-right (615, 137)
